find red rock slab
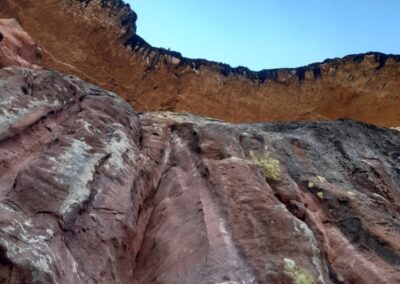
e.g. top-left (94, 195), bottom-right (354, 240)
top-left (0, 68), bottom-right (399, 283)
top-left (0, 19), bottom-right (42, 69)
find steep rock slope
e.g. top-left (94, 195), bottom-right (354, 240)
top-left (1, 0), bottom-right (400, 126)
top-left (0, 65), bottom-right (399, 283)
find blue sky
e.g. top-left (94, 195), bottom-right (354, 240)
top-left (129, 0), bottom-right (400, 70)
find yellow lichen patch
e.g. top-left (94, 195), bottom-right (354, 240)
top-left (317, 192), bottom-right (324, 199)
top-left (250, 146), bottom-right (281, 181)
top-left (317, 176), bottom-right (326, 183)
top-left (307, 181), bottom-right (314, 189)
top-left (284, 258), bottom-right (315, 284)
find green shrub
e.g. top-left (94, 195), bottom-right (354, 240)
top-left (284, 259), bottom-right (314, 284)
top-left (250, 146), bottom-right (281, 181)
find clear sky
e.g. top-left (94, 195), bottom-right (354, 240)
top-left (128, 0), bottom-right (400, 70)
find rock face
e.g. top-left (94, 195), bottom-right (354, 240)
top-left (0, 19), bottom-right (42, 69)
top-left (0, 4), bottom-right (399, 284)
top-left (1, 0), bottom-right (400, 127)
top-left (0, 66), bottom-right (399, 283)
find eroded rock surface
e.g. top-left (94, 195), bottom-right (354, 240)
top-left (0, 66), bottom-right (399, 283)
top-left (1, 1), bottom-right (400, 126)
top-left (0, 19), bottom-right (42, 69)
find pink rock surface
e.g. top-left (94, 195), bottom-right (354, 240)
top-left (0, 66), bottom-right (399, 283)
top-left (0, 19), bottom-right (42, 69)
top-left (135, 113), bottom-right (400, 284)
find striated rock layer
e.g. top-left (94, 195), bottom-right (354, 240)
top-left (1, 0), bottom-right (400, 127)
top-left (0, 66), bottom-right (399, 283)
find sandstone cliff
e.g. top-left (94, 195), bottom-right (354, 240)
top-left (1, 65), bottom-right (400, 284)
top-left (1, 0), bottom-right (400, 127)
top-left (0, 22), bottom-right (399, 284)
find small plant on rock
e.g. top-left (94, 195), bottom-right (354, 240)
top-left (284, 258), bottom-right (314, 284)
top-left (250, 146), bottom-right (281, 181)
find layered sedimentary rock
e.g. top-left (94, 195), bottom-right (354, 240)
top-left (1, 0), bottom-right (400, 127)
top-left (0, 66), bottom-right (399, 283)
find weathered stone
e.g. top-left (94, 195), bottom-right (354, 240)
top-left (0, 19), bottom-right (42, 69)
top-left (0, 66), bottom-right (399, 283)
top-left (0, 5), bottom-right (399, 283)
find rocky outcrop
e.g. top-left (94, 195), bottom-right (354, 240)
top-left (0, 19), bottom-right (42, 69)
top-left (0, 5), bottom-right (399, 284)
top-left (1, 0), bottom-right (400, 127)
top-left (0, 66), bottom-right (399, 283)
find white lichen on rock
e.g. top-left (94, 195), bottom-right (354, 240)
top-left (0, 95), bottom-right (60, 137)
top-left (76, 118), bottom-right (99, 134)
top-left (104, 127), bottom-right (136, 171)
top-left (56, 139), bottom-right (103, 215)
top-left (0, 218), bottom-right (57, 283)
top-left (293, 220), bottom-right (326, 284)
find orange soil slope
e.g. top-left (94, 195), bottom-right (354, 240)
top-left (1, 0), bottom-right (399, 126)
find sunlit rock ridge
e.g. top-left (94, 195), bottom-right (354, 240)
top-left (1, 0), bottom-right (400, 127)
top-left (0, 15), bottom-right (399, 284)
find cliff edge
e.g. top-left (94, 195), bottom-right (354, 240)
top-left (1, 0), bottom-right (400, 126)
top-left (0, 20), bottom-right (399, 284)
